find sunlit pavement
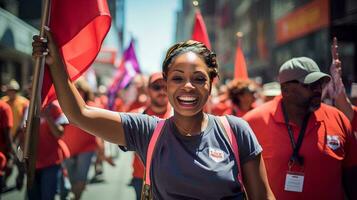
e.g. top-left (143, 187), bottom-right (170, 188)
top-left (83, 151), bottom-right (135, 200)
top-left (2, 150), bottom-right (136, 200)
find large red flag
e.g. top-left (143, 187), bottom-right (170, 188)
top-left (41, 0), bottom-right (111, 106)
top-left (234, 40), bottom-right (248, 80)
top-left (192, 9), bottom-right (211, 49)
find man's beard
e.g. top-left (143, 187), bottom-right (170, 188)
top-left (307, 94), bottom-right (322, 112)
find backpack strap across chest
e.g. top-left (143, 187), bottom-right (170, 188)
top-left (218, 116), bottom-right (245, 192)
top-left (143, 116), bottom-right (245, 192)
top-left (144, 119), bottom-right (166, 186)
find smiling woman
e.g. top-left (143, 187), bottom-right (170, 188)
top-left (32, 32), bottom-right (275, 199)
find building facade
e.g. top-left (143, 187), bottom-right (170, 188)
top-left (0, 0), bottom-right (38, 95)
top-left (175, 0), bottom-right (357, 91)
top-left (0, 0), bottom-right (124, 96)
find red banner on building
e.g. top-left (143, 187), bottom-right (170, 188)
top-left (275, 0), bottom-right (329, 45)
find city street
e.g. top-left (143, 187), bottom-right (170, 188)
top-left (2, 151), bottom-right (136, 200)
top-left (1, 0), bottom-right (357, 199)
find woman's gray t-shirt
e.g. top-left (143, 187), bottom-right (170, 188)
top-left (119, 113), bottom-right (262, 200)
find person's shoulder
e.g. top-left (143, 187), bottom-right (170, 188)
top-left (128, 106), bottom-right (146, 114)
top-left (0, 100), bottom-right (9, 108)
top-left (1, 96), bottom-right (9, 102)
top-left (244, 99), bottom-right (277, 120)
top-left (119, 111), bottom-right (159, 123)
top-left (17, 95), bottom-right (29, 104)
top-left (224, 114), bottom-right (248, 125)
top-left (0, 100), bottom-right (11, 116)
top-left (318, 103), bottom-right (351, 127)
top-left (319, 103), bottom-right (347, 118)
top-left (221, 115), bottom-right (252, 133)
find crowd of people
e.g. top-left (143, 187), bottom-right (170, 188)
top-left (0, 29), bottom-right (356, 200)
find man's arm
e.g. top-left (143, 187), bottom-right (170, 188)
top-left (328, 37), bottom-right (354, 121)
top-left (42, 106), bottom-right (65, 138)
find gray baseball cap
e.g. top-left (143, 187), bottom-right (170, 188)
top-left (278, 57), bottom-right (331, 84)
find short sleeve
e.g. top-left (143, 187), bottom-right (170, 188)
top-left (226, 115), bottom-right (262, 164)
top-left (50, 103), bottom-right (68, 125)
top-left (119, 113), bottom-right (160, 160)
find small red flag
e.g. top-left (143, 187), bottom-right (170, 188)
top-left (41, 0), bottom-right (111, 106)
top-left (234, 40), bottom-right (248, 80)
top-left (192, 9), bottom-right (211, 49)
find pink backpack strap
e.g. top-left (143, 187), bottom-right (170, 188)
top-left (145, 120), bottom-right (166, 186)
top-left (219, 116), bottom-right (245, 191)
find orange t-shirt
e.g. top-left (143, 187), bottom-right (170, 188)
top-left (0, 101), bottom-right (13, 154)
top-left (61, 125), bottom-right (98, 157)
top-left (223, 103), bottom-right (257, 117)
top-left (131, 105), bottom-right (172, 179)
top-left (61, 101), bottom-right (99, 157)
top-left (243, 96), bottom-right (357, 200)
top-left (36, 101), bottom-right (67, 169)
top-left (211, 100), bottom-right (231, 116)
top-left (1, 95), bottom-right (28, 136)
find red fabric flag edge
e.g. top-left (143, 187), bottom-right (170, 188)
top-left (191, 9), bottom-right (211, 49)
top-left (41, 3), bottom-right (111, 107)
top-left (234, 43), bottom-right (248, 80)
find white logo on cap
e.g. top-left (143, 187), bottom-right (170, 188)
top-left (209, 148), bottom-right (225, 163)
top-left (327, 135), bottom-right (340, 150)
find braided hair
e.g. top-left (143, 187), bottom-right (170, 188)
top-left (162, 40), bottom-right (219, 81)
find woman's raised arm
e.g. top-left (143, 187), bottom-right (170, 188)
top-left (32, 28), bottom-right (126, 146)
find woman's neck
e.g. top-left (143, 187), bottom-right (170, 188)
top-left (173, 111), bottom-right (208, 136)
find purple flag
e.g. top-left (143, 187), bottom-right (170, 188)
top-left (107, 40), bottom-right (141, 110)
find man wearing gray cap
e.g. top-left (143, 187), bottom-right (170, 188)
top-left (243, 57), bottom-right (357, 200)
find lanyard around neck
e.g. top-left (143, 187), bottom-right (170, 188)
top-left (281, 102), bottom-right (310, 166)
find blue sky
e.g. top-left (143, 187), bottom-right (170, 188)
top-left (124, 0), bottom-right (181, 74)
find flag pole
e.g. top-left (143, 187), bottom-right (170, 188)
top-left (23, 0), bottom-right (51, 187)
top-left (236, 31), bottom-right (243, 47)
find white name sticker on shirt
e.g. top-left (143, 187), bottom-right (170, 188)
top-left (209, 148), bottom-right (225, 163)
top-left (326, 135), bottom-right (341, 150)
top-left (284, 172), bottom-right (304, 192)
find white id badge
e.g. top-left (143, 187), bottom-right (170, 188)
top-left (284, 172), bottom-right (304, 192)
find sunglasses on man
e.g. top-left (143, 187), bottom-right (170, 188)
top-left (150, 84), bottom-right (166, 91)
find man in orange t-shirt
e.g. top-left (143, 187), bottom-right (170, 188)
top-left (244, 57), bottom-right (357, 200)
top-left (124, 72), bottom-right (171, 200)
top-left (1, 79), bottom-right (29, 138)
